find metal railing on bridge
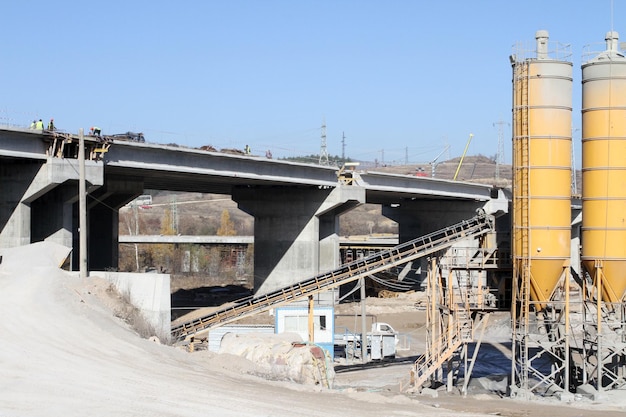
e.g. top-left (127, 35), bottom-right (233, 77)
top-left (171, 211), bottom-right (494, 343)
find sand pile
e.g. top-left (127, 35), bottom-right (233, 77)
top-left (0, 242), bottom-right (475, 417)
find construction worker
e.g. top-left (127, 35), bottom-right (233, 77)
top-left (29, 120), bottom-right (36, 129)
top-left (245, 144), bottom-right (251, 155)
top-left (47, 118), bottom-right (55, 131)
top-left (35, 119), bottom-right (44, 130)
top-left (90, 126), bottom-right (101, 137)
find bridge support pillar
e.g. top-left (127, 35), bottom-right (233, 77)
top-left (84, 176), bottom-right (144, 271)
top-left (233, 185), bottom-right (365, 295)
top-left (0, 159), bottom-right (103, 251)
top-left (0, 160), bottom-right (42, 248)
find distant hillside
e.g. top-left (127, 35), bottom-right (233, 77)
top-left (369, 155), bottom-right (513, 189)
top-left (369, 155), bottom-right (582, 195)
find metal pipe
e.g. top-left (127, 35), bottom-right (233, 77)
top-left (360, 278), bottom-right (368, 363)
top-left (308, 295), bottom-right (314, 343)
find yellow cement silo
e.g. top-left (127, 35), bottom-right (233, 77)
top-left (581, 31), bottom-right (626, 303)
top-left (512, 30), bottom-right (572, 306)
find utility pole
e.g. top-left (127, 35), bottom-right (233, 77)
top-left (405, 147), bottom-right (409, 165)
top-left (319, 118), bottom-right (329, 165)
top-left (493, 120), bottom-right (509, 182)
top-left (341, 131), bottom-right (346, 161)
top-left (78, 128), bottom-right (87, 278)
top-left (360, 277), bottom-right (368, 363)
top-left (133, 202), bottom-right (140, 271)
top-left (171, 195), bottom-right (179, 234)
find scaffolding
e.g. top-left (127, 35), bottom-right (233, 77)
top-left (411, 232), bottom-right (508, 394)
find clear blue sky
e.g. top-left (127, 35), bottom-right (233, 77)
top-left (1, 1), bottom-right (623, 165)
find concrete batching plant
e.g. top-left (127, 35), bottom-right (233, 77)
top-left (405, 29), bottom-right (626, 401)
top-left (509, 30), bottom-right (626, 399)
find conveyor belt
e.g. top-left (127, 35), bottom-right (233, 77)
top-left (171, 211), bottom-right (494, 342)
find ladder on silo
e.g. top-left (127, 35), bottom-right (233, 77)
top-left (171, 212), bottom-right (494, 343)
top-left (511, 59), bottom-right (533, 395)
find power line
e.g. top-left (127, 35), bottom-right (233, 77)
top-left (319, 118), bottom-right (329, 165)
top-left (493, 119), bottom-right (509, 181)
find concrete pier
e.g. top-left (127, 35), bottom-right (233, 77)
top-left (1, 158), bottom-right (103, 249)
top-left (233, 184), bottom-right (366, 295)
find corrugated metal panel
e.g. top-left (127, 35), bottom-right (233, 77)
top-left (208, 324), bottom-right (274, 352)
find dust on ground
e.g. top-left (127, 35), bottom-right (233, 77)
top-left (1, 242), bottom-right (625, 417)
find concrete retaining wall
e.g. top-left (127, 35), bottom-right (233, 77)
top-left (102, 272), bottom-right (171, 343)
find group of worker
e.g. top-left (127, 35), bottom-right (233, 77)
top-left (27, 119), bottom-right (103, 139)
top-left (29, 118), bottom-right (55, 131)
top-left (28, 122), bottom-right (260, 153)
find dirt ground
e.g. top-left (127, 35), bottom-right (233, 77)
top-left (1, 243), bottom-right (625, 417)
top-left (330, 295), bottom-right (626, 417)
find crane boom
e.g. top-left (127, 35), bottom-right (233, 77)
top-left (429, 144), bottom-right (450, 177)
top-left (453, 133), bottom-right (474, 181)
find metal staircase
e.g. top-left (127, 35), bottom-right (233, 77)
top-left (456, 306), bottom-right (474, 342)
top-left (411, 301), bottom-right (474, 390)
top-left (171, 211), bottom-right (494, 343)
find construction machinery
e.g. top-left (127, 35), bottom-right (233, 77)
top-left (429, 144), bottom-right (450, 178)
top-left (108, 131), bottom-right (145, 142)
top-left (335, 322), bottom-right (399, 361)
top-left (453, 134), bottom-right (474, 181)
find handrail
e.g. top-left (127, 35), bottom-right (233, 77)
top-left (412, 329), bottom-right (463, 388)
top-left (171, 211), bottom-right (494, 342)
top-left (411, 302), bottom-right (473, 389)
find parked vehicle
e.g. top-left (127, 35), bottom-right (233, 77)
top-left (132, 194), bottom-right (152, 206)
top-left (335, 322), bottom-right (398, 360)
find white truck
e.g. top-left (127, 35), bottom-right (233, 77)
top-left (335, 322), bottom-right (398, 360)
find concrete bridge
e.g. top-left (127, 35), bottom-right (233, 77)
top-left (0, 126), bottom-right (508, 294)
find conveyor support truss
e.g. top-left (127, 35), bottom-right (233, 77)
top-left (171, 211), bottom-right (494, 343)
